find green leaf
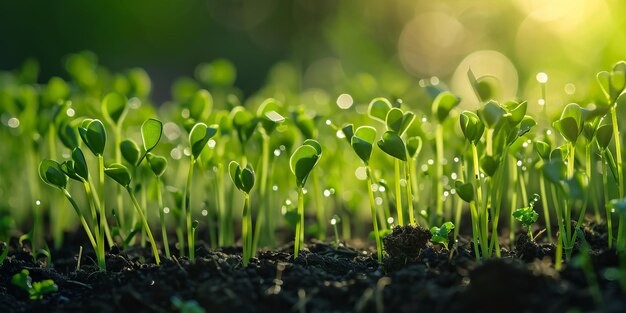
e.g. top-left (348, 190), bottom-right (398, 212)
top-left (105, 163), bottom-right (132, 187)
top-left (78, 119), bottom-right (106, 156)
top-left (454, 181), bottom-right (474, 202)
top-left (257, 98), bottom-right (285, 134)
top-left (468, 68), bottom-right (494, 102)
top-left (431, 91), bottom-right (460, 123)
top-left (543, 159), bottom-right (566, 185)
top-left (120, 139), bottom-right (141, 166)
top-left (31, 279), bottom-right (58, 300)
top-left (229, 161), bottom-right (245, 191)
top-left (351, 126), bottom-right (376, 164)
top-left (57, 119), bottom-right (78, 150)
top-left (534, 141), bottom-right (551, 160)
top-left (502, 100), bottom-right (527, 125)
top-left (290, 143), bottom-right (321, 187)
top-left (385, 108), bottom-right (403, 133)
top-left (459, 111), bottom-right (484, 144)
top-left (480, 155), bottom-right (498, 177)
top-left (430, 221), bottom-right (455, 249)
top-left (59, 161), bottom-right (82, 182)
top-left (240, 165), bottom-right (255, 194)
top-left (368, 97), bottom-right (392, 123)
top-left (595, 115), bottom-right (613, 150)
top-left (553, 117), bottom-right (580, 143)
top-left (39, 160), bottom-right (68, 189)
top-left (189, 123), bottom-right (217, 159)
top-left (71, 148), bottom-right (89, 181)
top-left (406, 136), bottom-right (423, 159)
top-left (512, 206), bottom-right (538, 229)
top-left (478, 100), bottom-right (506, 129)
top-left (231, 106), bottom-right (258, 143)
top-left (187, 90), bottom-right (213, 121)
top-left (597, 71), bottom-right (611, 101)
top-left (147, 153), bottom-right (167, 177)
top-left (101, 92), bottom-right (128, 125)
top-left (341, 124), bottom-right (354, 143)
top-left (377, 131), bottom-right (406, 161)
top-left (141, 118), bottom-right (163, 152)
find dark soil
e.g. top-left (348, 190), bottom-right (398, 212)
top-left (1, 223), bottom-right (625, 313)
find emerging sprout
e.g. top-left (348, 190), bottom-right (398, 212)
top-left (11, 269), bottom-right (58, 300)
top-left (430, 221), bottom-right (455, 250)
top-left (229, 161), bottom-right (256, 266)
top-left (512, 194), bottom-right (540, 240)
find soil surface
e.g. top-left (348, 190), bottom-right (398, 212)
top-left (0, 222), bottom-right (624, 313)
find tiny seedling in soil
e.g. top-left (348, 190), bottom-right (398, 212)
top-left (11, 270), bottom-right (58, 300)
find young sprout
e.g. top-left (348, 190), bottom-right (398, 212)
top-left (183, 123), bottom-right (218, 261)
top-left (431, 92), bottom-right (460, 225)
top-left (105, 163), bottom-right (160, 264)
top-left (512, 194), bottom-right (540, 240)
top-left (39, 159), bottom-right (100, 268)
top-left (349, 125), bottom-right (383, 263)
top-left (595, 115), bottom-right (615, 248)
top-left (430, 221), bottom-right (455, 250)
top-left (228, 161), bottom-right (255, 266)
top-left (102, 92), bottom-right (129, 227)
top-left (148, 153), bottom-right (169, 258)
top-left (290, 139), bottom-right (322, 258)
top-left (534, 140), bottom-right (553, 242)
top-left (11, 269), bottom-right (58, 300)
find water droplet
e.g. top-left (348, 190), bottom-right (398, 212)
top-left (336, 93), bottom-right (353, 109)
top-left (375, 197), bottom-right (383, 205)
top-left (201, 210), bottom-right (208, 216)
top-left (387, 217), bottom-right (394, 224)
top-left (66, 108), bottom-right (75, 117)
top-left (536, 72), bottom-right (548, 84)
top-left (35, 200), bottom-right (41, 206)
top-left (336, 130), bottom-right (346, 139)
top-left (427, 159), bottom-right (434, 165)
top-left (208, 139), bottom-right (216, 149)
top-left (323, 189), bottom-right (331, 197)
top-left (355, 166), bottom-right (367, 181)
top-left (163, 207), bottom-right (170, 214)
top-left (274, 149), bottom-right (281, 157)
top-left (272, 185), bottom-right (278, 191)
top-left (8, 117), bottom-right (19, 128)
top-left (538, 99), bottom-right (545, 106)
top-left (181, 108), bottom-right (190, 119)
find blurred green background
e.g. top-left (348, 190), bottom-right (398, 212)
top-left (2, 0), bottom-right (626, 106)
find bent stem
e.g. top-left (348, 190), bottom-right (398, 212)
top-left (127, 186), bottom-right (161, 265)
top-left (367, 167), bottom-right (383, 264)
top-left (156, 177), bottom-right (170, 258)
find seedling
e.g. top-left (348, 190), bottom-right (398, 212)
top-left (148, 153), bottom-right (169, 258)
top-left (430, 221), bottom-right (455, 250)
top-left (512, 194), bottom-right (540, 240)
top-left (330, 215), bottom-right (341, 248)
top-left (290, 139), bottom-right (322, 258)
top-left (105, 163), bottom-right (161, 264)
top-left (183, 123), bottom-right (217, 261)
top-left (228, 161), bottom-right (255, 266)
top-left (347, 125), bottom-right (383, 263)
top-left (11, 269), bottom-right (58, 300)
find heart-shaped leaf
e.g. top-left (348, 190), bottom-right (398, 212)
top-left (454, 181), bottom-right (474, 202)
top-left (60, 160), bottom-right (82, 182)
top-left (78, 119), bottom-right (106, 156)
top-left (57, 119), bottom-right (78, 150)
top-left (71, 147), bottom-right (89, 181)
top-left (480, 155), bottom-right (498, 177)
top-left (187, 90), bottom-right (212, 121)
top-left (141, 118), bottom-right (162, 152)
top-left (351, 126), bottom-right (377, 164)
top-left (595, 115), bottom-right (613, 150)
top-left (431, 91), bottom-right (460, 123)
top-left (502, 100), bottom-right (527, 125)
top-left (231, 106), bottom-right (258, 143)
top-left (406, 136), bottom-right (423, 159)
top-left (102, 92), bottom-right (128, 125)
top-left (385, 108), bottom-right (403, 133)
top-left (229, 161), bottom-right (245, 191)
top-left (120, 139), bottom-right (141, 166)
top-left (189, 123), bottom-right (218, 159)
top-left (368, 97), bottom-right (392, 123)
top-left (468, 68), bottom-right (495, 102)
top-left (147, 153), bottom-right (167, 177)
top-left (478, 100), bottom-right (506, 129)
top-left (377, 131), bottom-right (406, 161)
top-left (105, 163), bottom-right (132, 187)
top-left (534, 141), bottom-right (551, 160)
top-left (290, 140), bottom-right (322, 187)
top-left (341, 124), bottom-right (354, 144)
top-left (240, 165), bottom-right (255, 194)
top-left (39, 160), bottom-right (68, 189)
top-left (459, 111), bottom-right (484, 144)
top-left (597, 71), bottom-right (611, 101)
top-left (257, 98), bottom-right (285, 134)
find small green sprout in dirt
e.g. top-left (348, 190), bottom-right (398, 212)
top-left (430, 221), bottom-right (455, 250)
top-left (11, 269), bottom-right (58, 300)
top-left (347, 124), bottom-right (383, 263)
top-left (105, 163), bottom-right (161, 264)
top-left (290, 139), bottom-right (322, 258)
top-left (171, 296), bottom-right (206, 313)
top-left (512, 194), bottom-right (540, 240)
top-left (229, 161), bottom-right (255, 266)
top-left (183, 123), bottom-right (218, 261)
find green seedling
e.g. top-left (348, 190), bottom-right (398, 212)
top-left (290, 139), bottom-right (322, 258)
top-left (512, 194), bottom-right (540, 240)
top-left (430, 221), bottom-right (455, 250)
top-left (148, 153), bottom-right (169, 258)
top-left (228, 161), bottom-right (255, 266)
top-left (330, 215), bottom-right (341, 248)
top-left (348, 125), bottom-right (383, 263)
top-left (105, 163), bottom-right (160, 264)
top-left (183, 123), bottom-right (217, 261)
top-left (595, 115), bottom-right (615, 247)
top-left (11, 270), bottom-right (58, 300)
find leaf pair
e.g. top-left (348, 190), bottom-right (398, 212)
top-left (78, 119), bottom-right (106, 156)
top-left (459, 111), bottom-right (485, 144)
top-left (105, 163), bottom-right (132, 188)
top-left (431, 91), bottom-right (460, 123)
top-left (368, 98), bottom-right (415, 135)
top-left (121, 118), bottom-right (163, 166)
top-left (257, 98), bottom-right (285, 135)
top-left (430, 221), bottom-right (455, 249)
top-left (597, 61), bottom-right (626, 103)
top-left (290, 139), bottom-right (322, 187)
top-left (189, 123), bottom-right (218, 159)
top-left (228, 161), bottom-right (255, 194)
top-left (60, 148), bottom-right (89, 182)
top-left (553, 103), bottom-right (584, 143)
top-left (349, 125), bottom-right (376, 164)
top-left (231, 106), bottom-right (258, 144)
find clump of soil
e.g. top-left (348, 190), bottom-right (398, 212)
top-left (382, 225), bottom-right (431, 271)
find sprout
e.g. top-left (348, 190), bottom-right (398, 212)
top-left (512, 194), bottom-right (540, 241)
top-left (11, 270), bottom-right (58, 300)
top-left (229, 161), bottom-right (255, 266)
top-left (430, 221), bottom-right (455, 250)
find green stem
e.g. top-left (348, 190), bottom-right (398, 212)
top-left (115, 125), bottom-right (125, 231)
top-left (97, 155), bottom-right (107, 266)
top-left (312, 172), bottom-right (325, 240)
top-left (602, 152), bottom-right (613, 248)
top-left (156, 178), bottom-right (170, 258)
top-left (183, 156), bottom-right (195, 261)
top-left (242, 193), bottom-right (251, 266)
top-left (586, 143), bottom-right (601, 222)
top-left (62, 189), bottom-right (97, 251)
top-left (611, 107), bottom-right (625, 249)
top-left (509, 160), bottom-right (518, 242)
top-left (394, 159), bottom-right (404, 226)
top-left (294, 187), bottom-right (305, 258)
top-left (127, 187), bottom-right (160, 265)
top-left (367, 166), bottom-right (383, 264)
top-left (253, 135), bottom-right (271, 250)
top-left (405, 161), bottom-right (416, 226)
top-left (539, 174), bottom-right (553, 242)
top-left (435, 123), bottom-right (444, 224)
